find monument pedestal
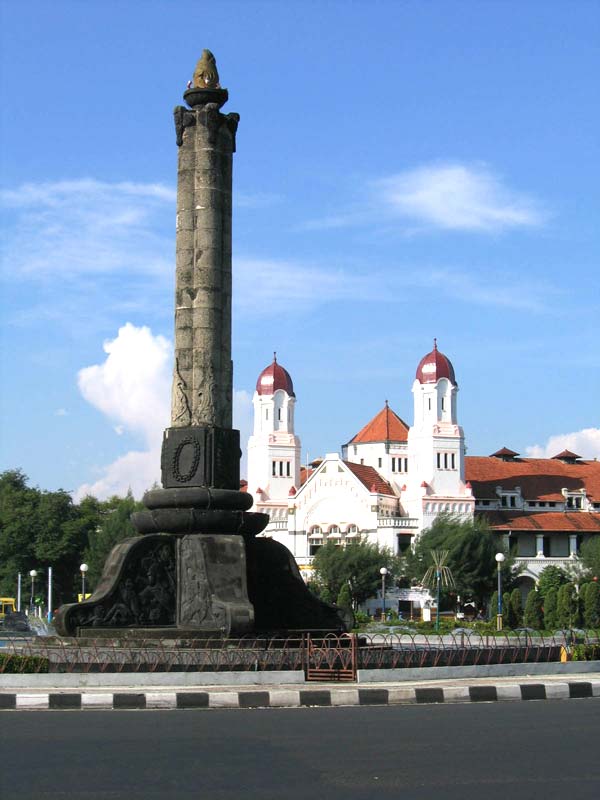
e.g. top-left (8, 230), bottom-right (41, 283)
top-left (55, 484), bottom-right (348, 638)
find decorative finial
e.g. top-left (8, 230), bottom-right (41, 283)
top-left (433, 337), bottom-right (437, 350)
top-left (193, 50), bottom-right (221, 89)
top-left (385, 399), bottom-right (389, 408)
top-left (273, 351), bottom-right (277, 363)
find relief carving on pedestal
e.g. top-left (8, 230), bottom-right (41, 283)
top-left (172, 358), bottom-right (192, 426)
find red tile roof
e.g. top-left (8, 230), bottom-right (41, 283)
top-left (481, 511), bottom-right (600, 533)
top-left (344, 461), bottom-right (395, 495)
top-left (490, 447), bottom-right (520, 458)
top-left (348, 404), bottom-right (409, 444)
top-left (466, 456), bottom-right (600, 502)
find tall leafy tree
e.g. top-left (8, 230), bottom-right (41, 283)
top-left (313, 540), bottom-right (401, 609)
top-left (0, 470), bottom-right (38, 595)
top-left (404, 514), bottom-right (515, 610)
top-left (83, 492), bottom-right (144, 590)
top-left (537, 565), bottom-right (569, 598)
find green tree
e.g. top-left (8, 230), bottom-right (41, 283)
top-left (83, 492), bottom-right (144, 590)
top-left (523, 589), bottom-right (544, 629)
top-left (509, 587), bottom-right (523, 628)
top-left (583, 581), bottom-right (600, 629)
top-left (537, 565), bottom-right (569, 598)
top-left (543, 588), bottom-right (558, 630)
top-left (0, 470), bottom-right (38, 595)
top-left (313, 540), bottom-right (401, 609)
top-left (580, 538), bottom-right (600, 579)
top-left (0, 470), bottom-right (102, 603)
top-left (405, 514), bottom-right (515, 610)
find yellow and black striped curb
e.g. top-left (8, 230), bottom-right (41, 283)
top-left (1, 680), bottom-right (599, 710)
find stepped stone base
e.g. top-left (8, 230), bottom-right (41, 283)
top-left (55, 488), bottom-right (349, 638)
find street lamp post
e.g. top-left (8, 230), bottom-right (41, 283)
top-left (80, 563), bottom-right (89, 600)
top-left (29, 569), bottom-right (37, 614)
top-left (495, 552), bottom-right (506, 631)
top-left (380, 567), bottom-right (388, 621)
top-left (435, 567), bottom-right (441, 631)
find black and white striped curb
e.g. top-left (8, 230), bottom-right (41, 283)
top-left (1, 680), bottom-right (599, 710)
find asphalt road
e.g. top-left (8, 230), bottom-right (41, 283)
top-left (1, 700), bottom-right (599, 800)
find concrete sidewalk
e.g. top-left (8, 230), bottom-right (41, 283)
top-left (2, 672), bottom-right (599, 710)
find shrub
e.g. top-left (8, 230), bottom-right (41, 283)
top-left (336, 583), bottom-right (352, 610)
top-left (489, 591), bottom-right (498, 622)
top-left (543, 588), bottom-right (558, 630)
top-left (556, 583), bottom-right (579, 629)
top-left (583, 581), bottom-right (600, 629)
top-left (503, 592), bottom-right (514, 628)
top-left (0, 653), bottom-right (49, 673)
top-left (523, 589), bottom-right (544, 629)
top-left (571, 644), bottom-right (600, 662)
top-left (510, 588), bottom-right (523, 628)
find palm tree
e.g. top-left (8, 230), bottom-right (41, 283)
top-left (422, 550), bottom-right (455, 631)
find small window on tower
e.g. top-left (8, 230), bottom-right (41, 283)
top-left (278, 408), bottom-right (282, 421)
top-left (451, 453), bottom-right (455, 470)
top-left (391, 458), bottom-right (396, 472)
top-left (265, 408), bottom-right (269, 420)
top-left (444, 453), bottom-right (448, 469)
top-left (272, 461), bottom-right (276, 477)
top-left (437, 453), bottom-right (441, 469)
top-left (378, 458), bottom-right (382, 468)
top-left (404, 458), bottom-right (408, 472)
top-left (279, 461), bottom-right (284, 477)
top-left (441, 397), bottom-right (445, 411)
top-left (428, 398), bottom-right (431, 410)
top-left (286, 462), bottom-right (291, 477)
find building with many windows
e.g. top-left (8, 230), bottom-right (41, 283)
top-left (246, 344), bottom-right (600, 593)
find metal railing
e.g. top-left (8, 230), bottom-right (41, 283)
top-left (1, 630), bottom-right (597, 677)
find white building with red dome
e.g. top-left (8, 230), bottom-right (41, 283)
top-left (247, 343), bottom-right (473, 578)
top-left (246, 344), bottom-right (600, 590)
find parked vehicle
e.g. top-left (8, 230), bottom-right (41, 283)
top-left (0, 597), bottom-right (17, 622)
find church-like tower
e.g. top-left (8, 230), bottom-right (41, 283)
top-left (408, 340), bottom-right (465, 496)
top-left (247, 354), bottom-right (301, 502)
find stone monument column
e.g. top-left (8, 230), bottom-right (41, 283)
top-left (165, 51), bottom-right (240, 489)
top-left (54, 51), bottom-right (348, 639)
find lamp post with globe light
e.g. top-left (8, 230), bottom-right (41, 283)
top-left (29, 569), bottom-right (37, 614)
top-left (80, 563), bottom-right (89, 601)
top-left (495, 552), bottom-right (506, 630)
top-left (380, 567), bottom-right (388, 621)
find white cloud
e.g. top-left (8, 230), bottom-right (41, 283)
top-left (1, 178), bottom-right (175, 278)
top-left (376, 163), bottom-right (544, 232)
top-left (74, 324), bottom-right (171, 500)
top-left (526, 428), bottom-right (600, 460)
top-left (234, 256), bottom-right (550, 314)
top-left (234, 389), bottom-right (253, 479)
top-left (77, 323), bottom-right (171, 444)
top-left (74, 324), bottom-right (255, 499)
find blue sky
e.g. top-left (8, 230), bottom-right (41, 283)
top-left (1, 0), bottom-right (599, 499)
